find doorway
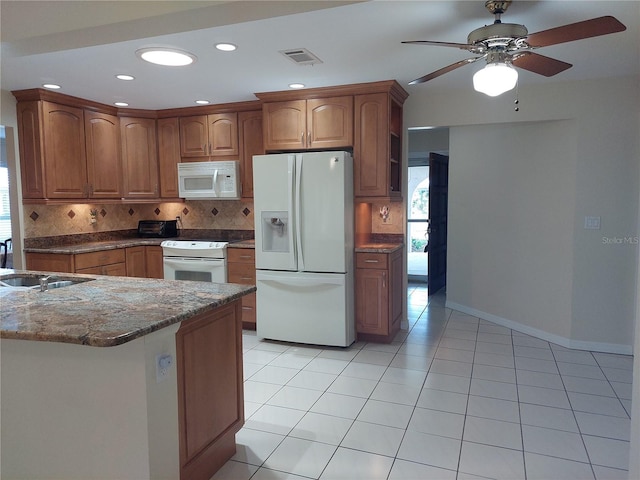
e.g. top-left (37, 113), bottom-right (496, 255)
top-left (406, 127), bottom-right (450, 293)
top-left (0, 126), bottom-right (13, 268)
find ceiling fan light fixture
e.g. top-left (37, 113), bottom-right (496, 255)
top-left (473, 62), bottom-right (518, 96)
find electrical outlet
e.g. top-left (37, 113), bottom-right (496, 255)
top-left (155, 353), bottom-right (173, 383)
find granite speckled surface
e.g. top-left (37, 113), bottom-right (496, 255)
top-left (355, 243), bottom-right (403, 253)
top-left (0, 270), bottom-right (255, 347)
top-left (228, 239), bottom-right (255, 249)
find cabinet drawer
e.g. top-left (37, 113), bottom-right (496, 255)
top-left (241, 292), bottom-right (256, 326)
top-left (76, 262), bottom-right (126, 276)
top-left (356, 252), bottom-right (388, 269)
top-left (228, 263), bottom-right (256, 284)
top-left (227, 248), bottom-right (255, 264)
top-left (75, 249), bottom-right (126, 270)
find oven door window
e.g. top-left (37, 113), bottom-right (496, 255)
top-left (175, 270), bottom-right (213, 282)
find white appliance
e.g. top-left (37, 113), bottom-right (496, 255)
top-left (177, 161), bottom-right (240, 200)
top-left (161, 240), bottom-right (228, 282)
top-left (253, 151), bottom-right (355, 347)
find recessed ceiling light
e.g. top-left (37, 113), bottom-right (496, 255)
top-left (289, 83), bottom-right (305, 89)
top-left (215, 43), bottom-right (237, 52)
top-left (136, 47), bottom-right (196, 66)
top-left (43, 83), bottom-right (61, 89)
top-left (195, 100), bottom-right (210, 105)
top-left (116, 74), bottom-right (135, 81)
top-left (114, 102), bottom-right (129, 107)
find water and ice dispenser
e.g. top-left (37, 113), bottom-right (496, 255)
top-left (260, 211), bottom-right (290, 253)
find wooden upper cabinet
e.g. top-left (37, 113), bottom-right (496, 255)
top-left (208, 113), bottom-right (238, 156)
top-left (179, 115), bottom-right (208, 157)
top-left (16, 101), bottom-right (45, 199)
top-left (306, 96), bottom-right (353, 149)
top-left (84, 111), bottom-right (122, 198)
top-left (120, 116), bottom-right (159, 199)
top-left (263, 97), bottom-right (353, 151)
top-left (238, 110), bottom-right (264, 198)
top-left (157, 117), bottom-right (181, 198)
top-left (179, 113), bottom-right (238, 158)
top-left (263, 100), bottom-right (306, 150)
top-left (42, 102), bottom-right (87, 199)
top-left (354, 93), bottom-right (389, 198)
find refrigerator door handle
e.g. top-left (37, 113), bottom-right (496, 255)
top-left (295, 155), bottom-right (304, 270)
top-left (258, 272), bottom-right (345, 288)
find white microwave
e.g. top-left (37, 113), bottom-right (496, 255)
top-left (178, 161), bottom-right (241, 200)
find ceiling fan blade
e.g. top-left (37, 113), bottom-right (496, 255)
top-left (409, 57), bottom-right (483, 85)
top-left (402, 40), bottom-right (479, 52)
top-left (526, 16), bottom-right (626, 48)
top-left (512, 52), bottom-right (572, 77)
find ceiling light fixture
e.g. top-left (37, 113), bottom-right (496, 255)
top-left (136, 47), bottom-right (196, 66)
top-left (114, 102), bottom-right (129, 107)
top-left (42, 83), bottom-right (61, 89)
top-left (116, 74), bottom-right (135, 81)
top-left (215, 43), bottom-right (237, 52)
top-left (195, 100), bottom-right (210, 105)
top-left (289, 83), bottom-right (305, 89)
top-left (473, 53), bottom-right (518, 97)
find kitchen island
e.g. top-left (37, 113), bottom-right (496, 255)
top-left (1, 269), bottom-right (255, 480)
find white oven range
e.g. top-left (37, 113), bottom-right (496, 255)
top-left (161, 240), bottom-right (228, 283)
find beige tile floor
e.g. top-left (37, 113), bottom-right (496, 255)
top-left (212, 284), bottom-right (633, 480)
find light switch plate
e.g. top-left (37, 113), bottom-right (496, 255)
top-left (584, 216), bottom-right (601, 230)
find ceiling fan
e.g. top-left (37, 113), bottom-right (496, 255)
top-left (402, 0), bottom-right (626, 96)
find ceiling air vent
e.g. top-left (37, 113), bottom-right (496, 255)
top-left (280, 48), bottom-right (323, 66)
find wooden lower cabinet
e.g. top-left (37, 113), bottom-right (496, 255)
top-left (226, 248), bottom-right (256, 329)
top-left (355, 248), bottom-right (404, 343)
top-left (26, 245), bottom-right (164, 279)
top-left (125, 245), bottom-right (164, 278)
top-left (175, 301), bottom-right (244, 480)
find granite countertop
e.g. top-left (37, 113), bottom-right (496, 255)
top-left (24, 237), bottom-right (256, 254)
top-left (355, 242), bottom-right (403, 254)
top-left (0, 269), bottom-right (255, 347)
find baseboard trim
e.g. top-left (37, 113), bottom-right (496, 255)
top-left (445, 301), bottom-right (633, 355)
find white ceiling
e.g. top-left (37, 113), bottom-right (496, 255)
top-left (1, 0), bottom-right (638, 110)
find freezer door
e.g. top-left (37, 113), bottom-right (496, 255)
top-left (297, 151), bottom-right (353, 273)
top-left (253, 154), bottom-right (297, 270)
top-left (256, 270), bottom-right (355, 347)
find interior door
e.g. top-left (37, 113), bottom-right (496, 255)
top-left (428, 152), bottom-right (449, 294)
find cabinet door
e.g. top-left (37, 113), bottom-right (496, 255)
top-left (208, 113), bottom-right (238, 156)
top-left (354, 93), bottom-right (389, 198)
top-left (125, 246), bottom-right (146, 278)
top-left (145, 246), bottom-right (164, 279)
top-left (157, 117), bottom-right (181, 198)
top-left (238, 110), bottom-right (263, 198)
top-left (42, 101), bottom-right (87, 198)
top-left (16, 101), bottom-right (46, 199)
top-left (389, 249), bottom-right (404, 333)
top-left (120, 117), bottom-right (159, 198)
top-left (355, 267), bottom-right (388, 336)
top-left (307, 96), bottom-right (353, 149)
top-left (179, 115), bottom-right (209, 157)
top-left (85, 111), bottom-right (122, 198)
top-left (263, 100), bottom-right (306, 151)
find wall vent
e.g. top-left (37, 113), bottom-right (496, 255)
top-left (279, 48), bottom-right (323, 66)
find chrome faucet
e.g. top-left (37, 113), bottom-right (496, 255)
top-left (39, 276), bottom-right (51, 292)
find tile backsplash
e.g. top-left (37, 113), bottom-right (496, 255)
top-left (25, 199), bottom-right (404, 239)
top-left (24, 200), bottom-right (255, 238)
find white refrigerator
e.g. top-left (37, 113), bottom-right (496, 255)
top-left (253, 151), bottom-right (355, 347)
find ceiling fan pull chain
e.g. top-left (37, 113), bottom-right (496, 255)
top-left (514, 81), bottom-right (520, 112)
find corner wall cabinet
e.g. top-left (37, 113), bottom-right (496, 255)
top-left (157, 117), bottom-right (181, 199)
top-left (355, 248), bottom-right (404, 343)
top-left (238, 110), bottom-right (263, 198)
top-left (120, 116), bottom-right (159, 199)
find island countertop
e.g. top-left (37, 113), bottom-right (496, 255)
top-left (0, 269), bottom-right (255, 347)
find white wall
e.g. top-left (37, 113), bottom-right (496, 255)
top-left (404, 75), bottom-right (639, 353)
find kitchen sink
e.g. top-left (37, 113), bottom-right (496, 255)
top-left (0, 274), bottom-right (94, 290)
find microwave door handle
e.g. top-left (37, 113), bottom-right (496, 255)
top-left (212, 169), bottom-right (219, 197)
